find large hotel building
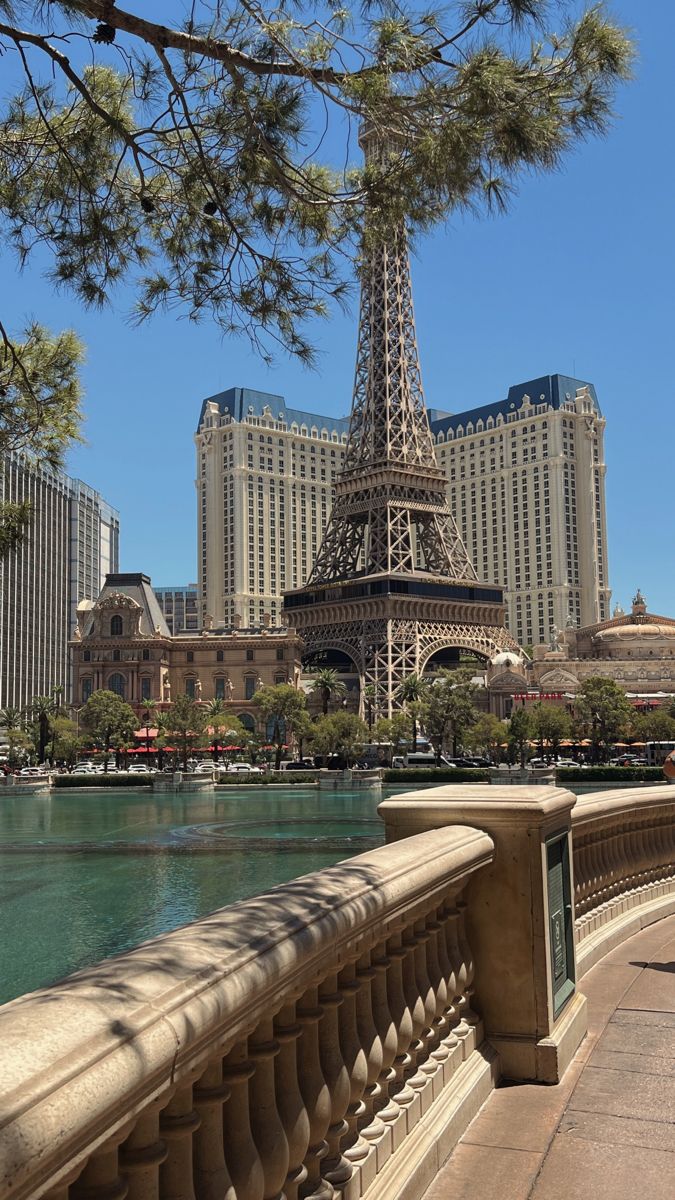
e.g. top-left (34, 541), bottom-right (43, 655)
top-left (196, 375), bottom-right (610, 648)
top-left (0, 455), bottom-right (119, 707)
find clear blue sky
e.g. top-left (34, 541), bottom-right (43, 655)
top-left (2, 2), bottom-right (673, 614)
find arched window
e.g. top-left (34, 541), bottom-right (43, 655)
top-left (83, 649), bottom-right (91, 662)
top-left (110, 614), bottom-right (123, 636)
top-left (108, 673), bottom-right (125, 698)
top-left (238, 712), bottom-right (256, 733)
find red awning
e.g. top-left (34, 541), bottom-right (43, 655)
top-left (133, 728), bottom-right (159, 739)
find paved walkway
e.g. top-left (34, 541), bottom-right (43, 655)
top-left (425, 915), bottom-right (675, 1200)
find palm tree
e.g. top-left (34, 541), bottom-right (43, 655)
top-left (25, 691), bottom-right (59, 764)
top-left (204, 698), bottom-right (228, 762)
top-left (310, 668), bottom-right (347, 716)
top-left (396, 673), bottom-right (428, 752)
top-left (140, 698), bottom-right (157, 765)
top-left (363, 684), bottom-right (377, 732)
top-left (1, 706), bottom-right (24, 769)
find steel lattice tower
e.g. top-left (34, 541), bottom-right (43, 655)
top-left (283, 127), bottom-right (519, 715)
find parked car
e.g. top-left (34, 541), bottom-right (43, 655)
top-left (128, 764), bottom-right (152, 775)
top-left (20, 767), bottom-right (45, 777)
top-left (194, 763), bottom-right (215, 775)
top-left (226, 762), bottom-right (263, 775)
top-left (280, 761), bottom-right (315, 771)
top-left (555, 758), bottom-right (578, 768)
top-left (74, 762), bottom-right (96, 774)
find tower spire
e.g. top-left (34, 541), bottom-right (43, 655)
top-left (308, 125), bottom-right (475, 586)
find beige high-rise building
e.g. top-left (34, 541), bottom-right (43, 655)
top-left (196, 375), bottom-right (609, 647)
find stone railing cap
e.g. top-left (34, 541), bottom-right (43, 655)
top-left (379, 784), bottom-right (576, 826)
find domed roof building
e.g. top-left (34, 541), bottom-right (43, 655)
top-left (531, 590), bottom-right (675, 702)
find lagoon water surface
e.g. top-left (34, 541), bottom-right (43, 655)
top-left (0, 785), bottom-right (397, 1005)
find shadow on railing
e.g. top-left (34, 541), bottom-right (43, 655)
top-left (0, 826), bottom-right (495, 1200)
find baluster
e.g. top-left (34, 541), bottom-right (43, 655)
top-left (159, 1083), bottom-right (201, 1200)
top-left (434, 902), bottom-right (461, 1051)
top-left (296, 986), bottom-right (333, 1200)
top-left (425, 910), bottom-right (450, 1061)
top-left (274, 1002), bottom-right (310, 1200)
top-left (249, 1018), bottom-right (289, 1200)
top-left (337, 960), bottom-right (369, 1167)
top-left (120, 1101), bottom-right (168, 1200)
top-left (400, 927), bottom-right (429, 1093)
top-left (456, 901), bottom-right (479, 1031)
top-left (192, 1057), bottom-right (232, 1200)
top-left (221, 1039), bottom-right (265, 1200)
top-left (46, 1165), bottom-right (94, 1200)
top-left (444, 906), bottom-right (472, 1054)
top-left (412, 917), bottom-right (440, 1085)
top-left (384, 931), bottom-right (415, 1109)
top-left (72, 1124), bottom-right (132, 1200)
top-left (317, 971), bottom-right (351, 1187)
top-left (367, 944), bottom-right (401, 1130)
top-left (352, 949), bottom-right (384, 1148)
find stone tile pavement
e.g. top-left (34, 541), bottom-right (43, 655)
top-left (423, 915), bottom-right (675, 1200)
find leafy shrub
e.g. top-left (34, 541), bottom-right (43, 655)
top-left (217, 772), bottom-right (319, 785)
top-left (53, 773), bottom-right (155, 787)
top-left (556, 766), bottom-right (665, 783)
top-left (382, 768), bottom-right (491, 784)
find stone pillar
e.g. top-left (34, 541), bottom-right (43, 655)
top-left (379, 785), bottom-right (587, 1083)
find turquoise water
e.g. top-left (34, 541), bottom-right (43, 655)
top-left (0, 787), bottom-right (393, 1005)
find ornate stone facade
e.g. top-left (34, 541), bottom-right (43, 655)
top-left (487, 591), bottom-right (675, 714)
top-left (71, 573), bottom-right (304, 731)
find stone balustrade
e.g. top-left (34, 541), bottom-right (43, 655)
top-left (0, 826), bottom-right (497, 1200)
top-left (571, 783), bottom-right (675, 974)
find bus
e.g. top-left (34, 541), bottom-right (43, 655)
top-left (645, 741), bottom-right (675, 765)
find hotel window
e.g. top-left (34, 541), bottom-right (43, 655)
top-left (185, 678), bottom-right (196, 699)
top-left (245, 675), bottom-right (256, 700)
top-left (110, 614), bottom-right (123, 636)
top-left (82, 678), bottom-right (93, 703)
top-left (141, 677), bottom-right (152, 700)
top-left (215, 677), bottom-right (226, 700)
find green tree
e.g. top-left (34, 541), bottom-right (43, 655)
top-left (396, 673), bottom-right (428, 752)
top-left (80, 689), bottom-right (137, 770)
top-left (465, 713), bottom-right (507, 763)
top-left (575, 676), bottom-right (632, 762)
top-left (1, 705), bottom-right (30, 769)
top-left (254, 683), bottom-right (308, 770)
top-left (421, 669), bottom-right (479, 763)
top-left (310, 669), bottom-right (347, 717)
top-left (0, 5), bottom-right (632, 365)
top-left (51, 715), bottom-right (82, 768)
top-left (311, 712), bottom-right (369, 769)
top-left (204, 697), bottom-right (229, 762)
top-left (287, 708), bottom-right (315, 764)
top-left (165, 694), bottom-right (207, 772)
top-left (372, 712), bottom-right (412, 763)
top-left (0, 323), bottom-right (83, 556)
top-left (508, 707), bottom-right (533, 769)
top-left (627, 710), bottom-right (675, 748)
top-left (529, 703), bottom-right (572, 762)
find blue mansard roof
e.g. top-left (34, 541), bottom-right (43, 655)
top-left (197, 375), bottom-right (599, 438)
top-left (197, 387), bottom-right (350, 435)
top-left (429, 374), bottom-right (600, 437)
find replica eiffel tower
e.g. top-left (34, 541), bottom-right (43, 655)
top-left (283, 126), bottom-right (519, 715)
